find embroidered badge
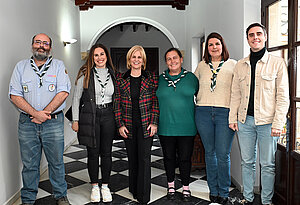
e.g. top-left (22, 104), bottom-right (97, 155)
top-left (49, 84), bottom-right (55, 92)
top-left (23, 85), bottom-right (29, 93)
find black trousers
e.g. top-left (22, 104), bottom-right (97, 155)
top-left (159, 135), bottom-right (195, 186)
top-left (87, 107), bottom-right (116, 184)
top-left (125, 124), bottom-right (153, 204)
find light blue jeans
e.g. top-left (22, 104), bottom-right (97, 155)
top-left (238, 115), bottom-right (278, 204)
top-left (18, 112), bottom-right (67, 204)
top-left (195, 106), bottom-right (234, 198)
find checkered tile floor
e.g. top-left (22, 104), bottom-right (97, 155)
top-left (14, 136), bottom-right (264, 205)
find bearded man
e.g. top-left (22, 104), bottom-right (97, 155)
top-left (9, 33), bottom-right (71, 205)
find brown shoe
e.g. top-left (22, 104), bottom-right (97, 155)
top-left (56, 196), bottom-right (71, 205)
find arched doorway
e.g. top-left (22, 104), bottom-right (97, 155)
top-left (87, 17), bottom-right (178, 73)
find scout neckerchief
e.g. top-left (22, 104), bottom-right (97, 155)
top-left (208, 58), bottom-right (224, 92)
top-left (93, 67), bottom-right (110, 104)
top-left (30, 56), bottom-right (53, 87)
top-left (162, 68), bottom-right (188, 91)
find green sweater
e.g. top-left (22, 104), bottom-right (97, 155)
top-left (156, 69), bottom-right (199, 136)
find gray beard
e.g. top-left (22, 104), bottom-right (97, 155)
top-left (32, 51), bottom-right (50, 61)
top-left (32, 50), bottom-right (50, 61)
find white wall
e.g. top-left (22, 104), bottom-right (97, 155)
top-left (186, 0), bottom-right (245, 72)
top-left (244, 0), bottom-right (262, 57)
top-left (185, 0), bottom-right (206, 71)
top-left (80, 6), bottom-right (187, 66)
top-left (0, 0), bottom-right (80, 204)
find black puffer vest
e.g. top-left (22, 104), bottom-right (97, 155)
top-left (77, 67), bottom-right (116, 148)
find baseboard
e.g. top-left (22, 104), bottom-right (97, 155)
top-left (5, 191), bottom-right (20, 205)
top-left (231, 177), bottom-right (243, 192)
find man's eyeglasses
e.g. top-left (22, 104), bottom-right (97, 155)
top-left (34, 40), bottom-right (50, 46)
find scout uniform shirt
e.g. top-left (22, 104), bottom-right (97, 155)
top-left (9, 57), bottom-right (71, 113)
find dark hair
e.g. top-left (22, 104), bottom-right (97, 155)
top-left (31, 33), bottom-right (52, 48)
top-left (246, 23), bottom-right (267, 38)
top-left (76, 44), bottom-right (116, 88)
top-left (203, 32), bottom-right (229, 64)
top-left (164, 47), bottom-right (183, 61)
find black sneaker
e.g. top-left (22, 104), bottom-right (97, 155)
top-left (219, 196), bottom-right (230, 205)
top-left (209, 195), bottom-right (219, 203)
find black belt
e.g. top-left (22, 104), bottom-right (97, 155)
top-left (96, 102), bottom-right (112, 109)
top-left (23, 110), bottom-right (63, 119)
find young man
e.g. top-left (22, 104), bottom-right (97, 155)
top-left (229, 23), bottom-right (289, 205)
top-left (9, 33), bottom-right (71, 205)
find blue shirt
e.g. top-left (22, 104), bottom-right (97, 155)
top-left (9, 57), bottom-right (71, 113)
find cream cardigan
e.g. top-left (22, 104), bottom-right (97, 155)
top-left (194, 59), bottom-right (237, 108)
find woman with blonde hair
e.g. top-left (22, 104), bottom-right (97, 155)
top-left (114, 45), bottom-right (159, 204)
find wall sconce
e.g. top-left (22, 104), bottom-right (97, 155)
top-left (63, 38), bottom-right (77, 46)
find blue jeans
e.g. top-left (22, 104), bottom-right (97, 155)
top-left (195, 106), bottom-right (234, 198)
top-left (18, 112), bottom-right (67, 204)
top-left (238, 115), bottom-right (278, 204)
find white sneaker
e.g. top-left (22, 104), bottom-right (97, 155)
top-left (91, 186), bottom-right (100, 202)
top-left (101, 186), bottom-right (112, 202)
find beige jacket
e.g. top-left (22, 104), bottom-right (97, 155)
top-left (194, 59), bottom-right (236, 108)
top-left (229, 51), bottom-right (289, 130)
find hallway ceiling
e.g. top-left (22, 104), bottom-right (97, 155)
top-left (75, 0), bottom-right (189, 11)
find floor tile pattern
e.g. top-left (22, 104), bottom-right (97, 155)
top-left (14, 136), bottom-right (264, 205)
